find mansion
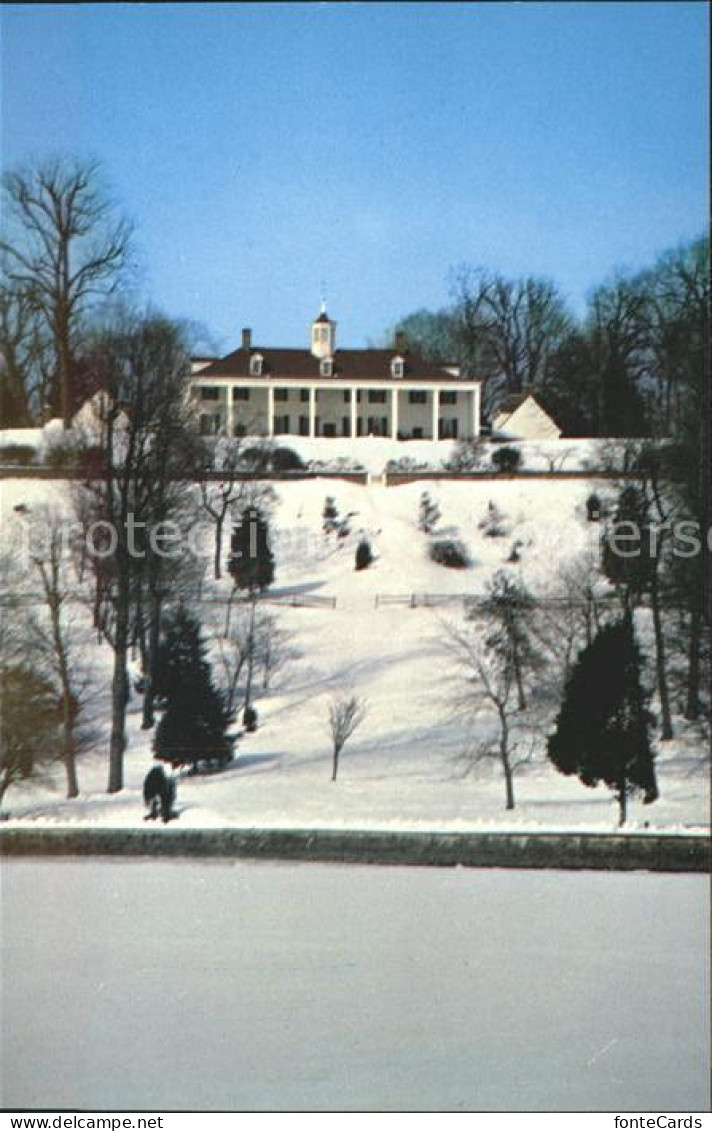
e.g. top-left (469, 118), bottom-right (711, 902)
top-left (190, 307), bottom-right (482, 441)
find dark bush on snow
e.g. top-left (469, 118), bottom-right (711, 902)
top-left (429, 539), bottom-right (471, 569)
top-left (243, 705), bottom-right (258, 732)
top-left (355, 539), bottom-right (373, 571)
top-left (586, 493), bottom-right (603, 522)
top-left (270, 446), bottom-right (305, 471)
top-left (491, 446), bottom-right (521, 473)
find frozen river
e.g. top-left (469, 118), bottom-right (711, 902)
top-left (1, 860), bottom-right (709, 1112)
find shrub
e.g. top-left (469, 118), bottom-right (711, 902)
top-left (507, 540), bottom-right (523, 563)
top-left (355, 539), bottom-right (373, 570)
top-left (429, 539), bottom-right (471, 568)
top-left (418, 490), bottom-right (441, 534)
top-left (323, 496), bottom-right (340, 536)
top-left (270, 446), bottom-right (305, 472)
top-left (491, 446), bottom-right (521, 473)
top-left (443, 439), bottom-right (486, 472)
top-left (586, 492), bottom-right (602, 522)
top-left (0, 444), bottom-right (37, 465)
top-left (243, 705), bottom-right (258, 732)
top-left (385, 456), bottom-right (433, 473)
top-left (478, 501), bottom-right (508, 538)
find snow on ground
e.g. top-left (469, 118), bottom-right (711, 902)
top-left (3, 859), bottom-right (709, 1111)
top-left (2, 475), bottom-right (708, 832)
top-left (250, 434), bottom-right (616, 474)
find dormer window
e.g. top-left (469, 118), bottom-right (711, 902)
top-left (249, 353), bottom-right (263, 377)
top-left (320, 357), bottom-right (333, 377)
top-left (391, 355), bottom-right (405, 379)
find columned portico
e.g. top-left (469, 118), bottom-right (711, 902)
top-left (350, 388), bottom-right (357, 438)
top-left (267, 386), bottom-right (275, 437)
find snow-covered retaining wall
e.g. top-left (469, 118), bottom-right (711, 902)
top-left (0, 828), bottom-right (708, 872)
top-left (385, 469), bottom-right (643, 485)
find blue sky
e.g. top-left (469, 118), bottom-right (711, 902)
top-left (1, 2), bottom-right (708, 351)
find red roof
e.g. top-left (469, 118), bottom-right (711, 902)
top-left (195, 347), bottom-right (465, 384)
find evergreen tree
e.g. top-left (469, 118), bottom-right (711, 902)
top-left (418, 491), bottom-right (441, 534)
top-left (227, 506), bottom-right (275, 594)
top-left (473, 571), bottom-right (539, 709)
top-left (355, 539), bottom-right (373, 571)
top-left (153, 607), bottom-right (233, 769)
top-left (601, 486), bottom-right (654, 606)
top-left (322, 496), bottom-right (339, 536)
top-left (547, 615), bottom-right (658, 825)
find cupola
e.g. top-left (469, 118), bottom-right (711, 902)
top-left (311, 302), bottom-right (336, 359)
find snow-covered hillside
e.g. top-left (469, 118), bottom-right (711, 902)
top-left (2, 475), bottom-right (708, 832)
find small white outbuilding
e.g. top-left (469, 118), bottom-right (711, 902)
top-left (492, 391), bottom-right (562, 440)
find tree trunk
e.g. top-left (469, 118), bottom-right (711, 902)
top-left (619, 787), bottom-right (628, 832)
top-left (141, 591), bottom-right (162, 730)
top-left (243, 595), bottom-right (257, 713)
top-left (332, 745), bottom-right (340, 782)
top-left (685, 593), bottom-right (702, 721)
top-left (62, 717), bottom-right (79, 800)
top-left (499, 708), bottom-right (515, 810)
top-left (650, 570), bottom-right (673, 740)
top-left (57, 303), bottom-right (73, 429)
top-left (0, 768), bottom-right (11, 810)
top-left (214, 515), bottom-right (224, 580)
top-left (43, 565), bottom-right (80, 799)
top-left (108, 583), bottom-right (130, 793)
top-left (512, 641), bottom-right (526, 711)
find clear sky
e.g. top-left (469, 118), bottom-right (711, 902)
top-left (1, 2), bottom-right (708, 352)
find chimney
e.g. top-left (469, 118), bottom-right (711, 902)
top-left (395, 330), bottom-right (407, 354)
top-left (242, 327), bottom-right (252, 351)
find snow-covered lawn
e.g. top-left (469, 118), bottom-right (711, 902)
top-left (2, 860), bottom-right (708, 1111)
top-left (2, 476), bottom-right (708, 832)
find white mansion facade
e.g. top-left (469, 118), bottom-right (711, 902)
top-left (190, 307), bottom-right (482, 441)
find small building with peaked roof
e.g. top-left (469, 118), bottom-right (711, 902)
top-left (492, 391), bottom-right (562, 441)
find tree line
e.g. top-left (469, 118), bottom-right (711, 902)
top-left (391, 237), bottom-right (708, 443)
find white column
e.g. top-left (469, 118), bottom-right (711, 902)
top-left (267, 386), bottom-right (274, 438)
top-left (226, 386), bottom-right (234, 438)
top-left (350, 388), bottom-right (357, 437)
top-left (472, 385), bottom-right (481, 438)
top-left (431, 388), bottom-right (440, 440)
top-left (309, 387), bottom-right (316, 438)
top-left (390, 387), bottom-right (399, 439)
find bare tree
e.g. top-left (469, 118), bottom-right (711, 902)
top-left (445, 622), bottom-right (533, 810)
top-left (468, 571), bottom-right (541, 711)
top-left (198, 436), bottom-right (274, 580)
top-left (536, 549), bottom-right (610, 688)
top-left (25, 508), bottom-right (95, 797)
top-left (451, 268), bottom-right (571, 412)
top-left (0, 270), bottom-right (53, 425)
top-left (1, 156), bottom-right (133, 425)
top-left (0, 662), bottom-right (65, 811)
top-left (327, 694), bottom-right (367, 781)
top-left (74, 311), bottom-right (196, 793)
